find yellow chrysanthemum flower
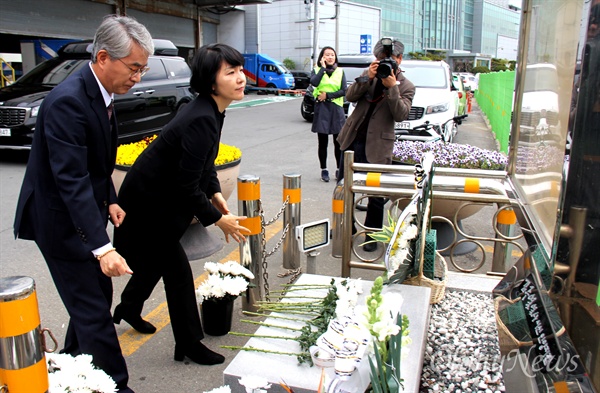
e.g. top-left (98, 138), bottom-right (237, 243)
top-left (116, 135), bottom-right (241, 167)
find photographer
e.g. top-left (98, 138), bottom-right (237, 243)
top-left (337, 38), bottom-right (415, 252)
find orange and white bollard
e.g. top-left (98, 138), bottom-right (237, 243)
top-left (0, 276), bottom-right (50, 393)
top-left (237, 174), bottom-right (263, 312)
top-left (467, 92), bottom-right (473, 113)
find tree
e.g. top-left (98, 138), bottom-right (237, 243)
top-left (491, 58), bottom-right (510, 72)
top-left (472, 66), bottom-right (491, 74)
top-left (407, 50), bottom-right (446, 61)
top-left (283, 58), bottom-right (296, 70)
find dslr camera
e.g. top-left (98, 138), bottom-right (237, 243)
top-left (376, 37), bottom-right (398, 79)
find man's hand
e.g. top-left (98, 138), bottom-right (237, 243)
top-left (98, 250), bottom-right (133, 277)
top-left (381, 73), bottom-right (397, 89)
top-left (109, 203), bottom-right (125, 227)
top-left (367, 61), bottom-right (379, 80)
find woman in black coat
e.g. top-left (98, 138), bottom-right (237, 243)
top-left (112, 43), bottom-right (249, 365)
top-left (310, 46), bottom-right (347, 182)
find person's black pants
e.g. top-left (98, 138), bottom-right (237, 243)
top-left (317, 132), bottom-right (341, 170)
top-left (115, 219), bottom-right (204, 347)
top-left (339, 140), bottom-right (385, 230)
top-left (42, 252), bottom-right (132, 392)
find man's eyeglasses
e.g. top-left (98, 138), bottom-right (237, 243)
top-left (116, 58), bottom-right (149, 78)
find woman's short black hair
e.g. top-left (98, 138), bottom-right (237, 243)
top-left (317, 46), bottom-right (338, 66)
top-left (190, 43), bottom-right (244, 97)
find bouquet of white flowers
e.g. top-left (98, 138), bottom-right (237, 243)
top-left (46, 353), bottom-right (117, 393)
top-left (196, 261), bottom-right (255, 303)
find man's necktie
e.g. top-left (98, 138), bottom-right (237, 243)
top-left (107, 100), bottom-right (114, 120)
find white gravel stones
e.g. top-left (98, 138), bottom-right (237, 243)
top-left (420, 290), bottom-right (505, 393)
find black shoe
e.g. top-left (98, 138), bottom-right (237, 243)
top-left (113, 304), bottom-right (156, 334)
top-left (321, 169), bottom-right (330, 182)
top-left (362, 242), bottom-right (378, 252)
top-left (335, 169), bottom-right (339, 181)
top-left (174, 341), bottom-right (225, 365)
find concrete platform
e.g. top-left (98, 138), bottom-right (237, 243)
top-left (223, 274), bottom-right (431, 393)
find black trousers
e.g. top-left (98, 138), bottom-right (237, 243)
top-left (42, 251), bottom-right (133, 393)
top-left (115, 219), bottom-right (204, 347)
top-left (317, 132), bottom-right (341, 170)
top-left (339, 139), bottom-right (385, 230)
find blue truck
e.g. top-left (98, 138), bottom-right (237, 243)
top-left (243, 53), bottom-right (295, 90)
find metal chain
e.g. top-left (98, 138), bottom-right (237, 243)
top-left (258, 197), bottom-right (292, 301)
top-left (258, 198), bottom-right (271, 301)
top-left (264, 195), bottom-right (289, 226)
top-left (277, 267), bottom-right (302, 284)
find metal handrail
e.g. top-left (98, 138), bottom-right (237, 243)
top-left (339, 151), bottom-right (523, 277)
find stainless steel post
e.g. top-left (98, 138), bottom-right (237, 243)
top-left (331, 180), bottom-right (344, 258)
top-left (0, 276), bottom-right (48, 393)
top-left (237, 175), bottom-right (263, 313)
top-left (283, 173), bottom-right (302, 269)
top-left (492, 205), bottom-right (518, 273)
top-left (342, 151), bottom-right (355, 278)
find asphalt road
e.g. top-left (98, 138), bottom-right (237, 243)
top-left (0, 93), bottom-right (519, 392)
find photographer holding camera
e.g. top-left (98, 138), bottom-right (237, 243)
top-left (337, 37), bottom-right (415, 252)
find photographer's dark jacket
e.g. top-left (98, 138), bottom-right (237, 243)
top-left (337, 69), bottom-right (415, 164)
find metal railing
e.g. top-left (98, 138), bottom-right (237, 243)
top-left (336, 151), bottom-right (524, 278)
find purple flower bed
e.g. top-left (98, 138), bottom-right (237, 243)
top-left (392, 141), bottom-right (508, 170)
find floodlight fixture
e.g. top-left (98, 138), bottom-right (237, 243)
top-left (295, 219), bottom-right (330, 253)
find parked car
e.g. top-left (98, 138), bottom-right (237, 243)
top-left (459, 72), bottom-right (478, 91)
top-left (453, 74), bottom-right (468, 116)
top-left (0, 39), bottom-right (195, 150)
top-left (290, 70), bottom-right (310, 90)
top-left (300, 54), bottom-right (374, 122)
top-left (394, 60), bottom-right (459, 142)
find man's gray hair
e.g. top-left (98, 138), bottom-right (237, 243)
top-left (373, 38), bottom-right (405, 58)
top-left (92, 15), bottom-right (154, 62)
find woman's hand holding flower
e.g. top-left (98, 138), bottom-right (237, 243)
top-left (216, 214), bottom-right (250, 243)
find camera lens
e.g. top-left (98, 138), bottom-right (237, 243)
top-left (376, 63), bottom-right (392, 79)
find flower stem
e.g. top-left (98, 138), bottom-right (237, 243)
top-left (240, 320), bottom-right (304, 331)
top-left (228, 332), bottom-right (299, 341)
top-left (242, 311), bottom-right (313, 322)
top-left (221, 345), bottom-right (302, 357)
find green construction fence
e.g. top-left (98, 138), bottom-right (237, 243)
top-left (474, 70), bottom-right (515, 154)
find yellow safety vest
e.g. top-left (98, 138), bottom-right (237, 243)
top-left (313, 67), bottom-right (344, 107)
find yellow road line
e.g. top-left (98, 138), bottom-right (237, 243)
top-left (482, 244), bottom-right (523, 257)
top-left (119, 222), bottom-right (283, 356)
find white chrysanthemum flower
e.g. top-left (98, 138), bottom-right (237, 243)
top-left (239, 375), bottom-right (272, 392)
top-left (204, 262), bottom-right (220, 274)
top-left (222, 275), bottom-right (249, 297)
top-left (219, 261), bottom-right (234, 275)
top-left (204, 386), bottom-right (232, 393)
top-left (47, 353), bottom-right (117, 393)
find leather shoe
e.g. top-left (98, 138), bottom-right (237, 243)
top-left (362, 242), bottom-right (378, 252)
top-left (174, 341), bottom-right (225, 365)
top-left (113, 304), bottom-right (156, 334)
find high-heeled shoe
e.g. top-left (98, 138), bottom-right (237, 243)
top-left (174, 341), bottom-right (225, 365)
top-left (113, 304), bottom-right (156, 334)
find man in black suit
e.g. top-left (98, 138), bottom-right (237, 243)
top-left (13, 15), bottom-right (154, 393)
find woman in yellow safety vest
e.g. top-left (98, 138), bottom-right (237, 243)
top-left (310, 46), bottom-right (347, 182)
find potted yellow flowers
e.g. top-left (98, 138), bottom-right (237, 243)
top-left (112, 135), bottom-right (242, 200)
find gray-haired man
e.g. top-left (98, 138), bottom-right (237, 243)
top-left (14, 15), bottom-right (154, 392)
